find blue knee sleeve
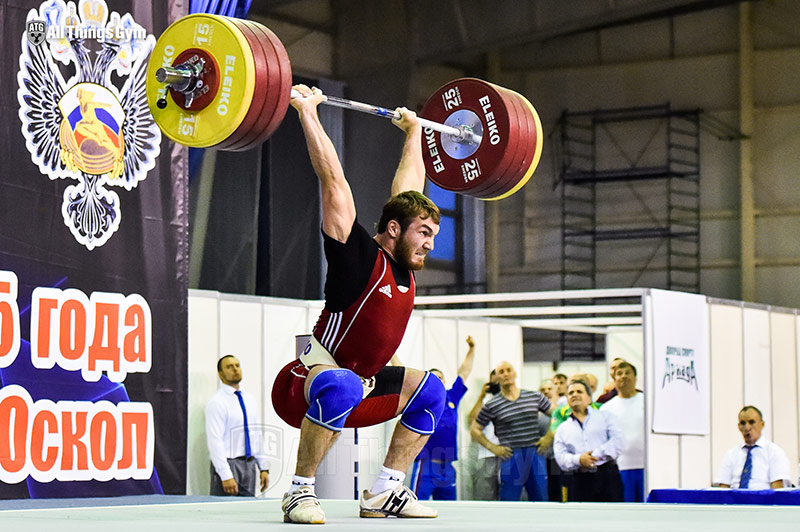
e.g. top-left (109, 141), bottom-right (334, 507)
top-left (400, 372), bottom-right (446, 435)
top-left (305, 369), bottom-right (363, 432)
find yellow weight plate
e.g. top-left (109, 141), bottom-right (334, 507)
top-left (485, 89), bottom-right (543, 201)
top-left (145, 14), bottom-right (256, 148)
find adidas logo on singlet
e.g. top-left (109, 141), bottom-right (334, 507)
top-left (379, 284), bottom-right (392, 298)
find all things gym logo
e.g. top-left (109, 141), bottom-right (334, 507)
top-left (17, 0), bottom-right (161, 250)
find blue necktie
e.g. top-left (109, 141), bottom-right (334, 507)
top-left (739, 445), bottom-right (754, 489)
top-left (234, 390), bottom-right (252, 458)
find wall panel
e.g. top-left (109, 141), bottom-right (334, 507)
top-left (186, 293), bottom-right (220, 495)
top-left (422, 318), bottom-right (459, 375)
top-left (770, 311), bottom-right (798, 484)
top-left (680, 435), bottom-right (712, 488)
top-left (709, 303), bottom-right (744, 483)
top-left (647, 434), bottom-right (680, 489)
top-left (262, 302), bottom-right (309, 496)
top-left (743, 308), bottom-right (773, 426)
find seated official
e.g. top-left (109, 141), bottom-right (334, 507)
top-left (715, 405), bottom-right (791, 489)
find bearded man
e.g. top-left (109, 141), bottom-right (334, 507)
top-left (272, 85), bottom-right (444, 524)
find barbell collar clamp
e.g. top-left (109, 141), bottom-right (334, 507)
top-left (155, 60), bottom-right (207, 108)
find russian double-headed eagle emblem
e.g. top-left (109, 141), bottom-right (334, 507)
top-left (17, 0), bottom-right (160, 250)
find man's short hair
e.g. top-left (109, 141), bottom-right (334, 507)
top-left (740, 405), bottom-right (763, 420)
top-left (568, 379), bottom-right (591, 396)
top-left (616, 361), bottom-right (637, 376)
top-left (217, 354), bottom-right (236, 372)
top-left (376, 190), bottom-right (440, 234)
top-left (553, 373), bottom-right (568, 381)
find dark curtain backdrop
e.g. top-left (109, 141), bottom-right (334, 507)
top-left (192, 76), bottom-right (345, 300)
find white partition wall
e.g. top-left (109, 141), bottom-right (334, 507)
top-left (188, 288), bottom-right (800, 498)
top-left (186, 292), bottom-right (220, 496)
top-left (771, 312), bottom-right (799, 477)
top-left (644, 295), bottom-right (800, 492)
top-left (708, 303), bottom-right (744, 485)
top-left (744, 308), bottom-right (773, 425)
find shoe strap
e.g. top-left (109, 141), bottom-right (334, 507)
top-left (380, 486), bottom-right (413, 514)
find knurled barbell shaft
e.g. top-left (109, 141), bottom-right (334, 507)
top-left (290, 89), bottom-right (482, 145)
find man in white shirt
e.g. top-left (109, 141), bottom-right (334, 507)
top-left (715, 405), bottom-right (791, 490)
top-left (600, 361), bottom-right (644, 502)
top-left (206, 355), bottom-right (270, 496)
top-left (554, 379), bottom-right (624, 501)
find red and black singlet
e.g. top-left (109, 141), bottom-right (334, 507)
top-left (312, 220), bottom-right (415, 378)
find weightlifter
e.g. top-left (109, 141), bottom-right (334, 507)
top-left (272, 84), bottom-right (444, 524)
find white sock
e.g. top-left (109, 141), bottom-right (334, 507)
top-left (289, 475), bottom-right (315, 494)
top-left (370, 466), bottom-right (405, 494)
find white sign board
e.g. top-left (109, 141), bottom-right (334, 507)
top-left (651, 289), bottom-right (710, 434)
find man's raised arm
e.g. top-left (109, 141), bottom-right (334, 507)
top-left (291, 84), bottom-right (356, 243)
top-left (390, 107), bottom-right (426, 196)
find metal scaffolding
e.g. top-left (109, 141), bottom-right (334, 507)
top-left (554, 103), bottom-right (701, 360)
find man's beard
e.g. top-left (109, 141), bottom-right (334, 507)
top-left (395, 233), bottom-right (425, 271)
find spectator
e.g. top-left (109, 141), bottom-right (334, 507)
top-left (554, 380), bottom-right (624, 502)
top-left (552, 373), bottom-right (568, 407)
top-left (540, 372), bottom-right (601, 502)
top-left (468, 369), bottom-right (501, 500)
top-left (597, 357), bottom-right (625, 404)
top-left (715, 405), bottom-right (791, 489)
top-left (539, 378), bottom-right (558, 405)
top-left (206, 355), bottom-right (270, 496)
top-left (470, 361), bottom-right (554, 501)
top-left (600, 362), bottom-right (645, 501)
top-left (410, 336), bottom-right (477, 500)
top-left (548, 373), bottom-right (602, 433)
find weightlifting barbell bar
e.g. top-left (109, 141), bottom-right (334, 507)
top-left (145, 13), bottom-right (543, 200)
top-left (289, 90), bottom-right (483, 146)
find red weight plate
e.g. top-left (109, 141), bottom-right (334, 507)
top-left (476, 87), bottom-right (534, 199)
top-left (234, 21), bottom-right (292, 151)
top-left (222, 19), bottom-right (283, 151)
top-left (491, 92), bottom-right (544, 200)
top-left (496, 89), bottom-right (539, 198)
top-left (213, 19), bottom-right (273, 150)
top-left (419, 78), bottom-right (514, 194)
top-left (460, 84), bottom-right (524, 197)
top-left (486, 89), bottom-right (544, 200)
top-left (465, 86), bottom-right (528, 198)
top-left (495, 89), bottom-right (544, 199)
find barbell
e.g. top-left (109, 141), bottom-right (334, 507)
top-left (145, 14), bottom-right (543, 200)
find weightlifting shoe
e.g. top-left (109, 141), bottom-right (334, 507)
top-left (282, 486), bottom-right (325, 524)
top-left (359, 484), bottom-right (437, 518)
